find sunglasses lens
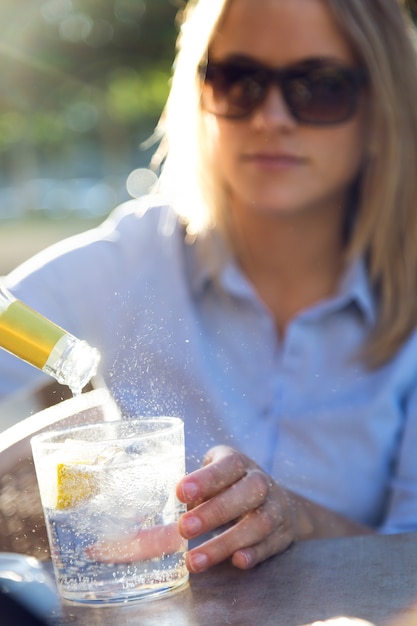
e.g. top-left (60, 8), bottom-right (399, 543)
top-left (201, 64), bottom-right (265, 118)
top-left (285, 66), bottom-right (359, 124)
top-left (200, 60), bottom-right (364, 124)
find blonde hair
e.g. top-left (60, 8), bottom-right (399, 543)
top-left (152, 0), bottom-right (227, 233)
top-left (155, 0), bottom-right (417, 367)
top-left (327, 0), bottom-right (417, 366)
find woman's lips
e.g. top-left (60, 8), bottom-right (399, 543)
top-left (242, 153), bottom-right (306, 170)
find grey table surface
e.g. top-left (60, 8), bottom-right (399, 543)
top-left (55, 532), bottom-right (417, 626)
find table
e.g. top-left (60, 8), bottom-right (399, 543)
top-left (56, 532), bottom-right (417, 626)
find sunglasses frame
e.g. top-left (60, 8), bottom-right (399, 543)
top-left (198, 57), bottom-right (368, 126)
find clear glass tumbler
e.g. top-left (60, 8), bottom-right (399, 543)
top-left (31, 415), bottom-right (188, 604)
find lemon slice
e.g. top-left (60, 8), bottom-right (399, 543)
top-left (56, 462), bottom-right (98, 510)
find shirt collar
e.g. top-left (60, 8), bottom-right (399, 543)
top-left (186, 230), bottom-right (377, 326)
top-left (185, 227), bottom-right (231, 294)
top-left (336, 257), bottom-right (376, 325)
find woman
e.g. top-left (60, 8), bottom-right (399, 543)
top-left (2, 0), bottom-right (417, 573)
top-left (156, 0), bottom-right (417, 572)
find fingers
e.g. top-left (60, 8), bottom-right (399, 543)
top-left (177, 445), bottom-right (248, 505)
top-left (179, 467), bottom-right (269, 538)
top-left (185, 495), bottom-right (293, 573)
top-left (231, 526), bottom-right (293, 570)
top-left (231, 505), bottom-right (294, 569)
top-left (176, 445), bottom-right (296, 574)
top-left (86, 523), bottom-right (184, 563)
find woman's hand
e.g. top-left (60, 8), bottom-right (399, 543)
top-left (176, 445), bottom-right (296, 574)
top-left (86, 445), bottom-right (369, 569)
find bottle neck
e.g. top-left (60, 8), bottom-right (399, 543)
top-left (0, 283), bottom-right (100, 393)
top-left (44, 335), bottom-right (100, 395)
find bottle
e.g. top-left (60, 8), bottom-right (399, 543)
top-left (0, 284), bottom-right (100, 395)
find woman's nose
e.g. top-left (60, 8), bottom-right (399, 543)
top-left (252, 85), bottom-right (297, 130)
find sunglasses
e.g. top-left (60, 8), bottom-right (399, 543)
top-left (198, 57), bottom-right (367, 125)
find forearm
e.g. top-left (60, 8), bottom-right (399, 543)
top-left (287, 490), bottom-right (373, 540)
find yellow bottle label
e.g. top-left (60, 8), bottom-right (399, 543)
top-left (0, 301), bottom-right (65, 369)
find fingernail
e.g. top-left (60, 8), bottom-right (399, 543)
top-left (237, 549), bottom-right (253, 568)
top-left (188, 552), bottom-right (208, 573)
top-left (182, 514), bottom-right (203, 537)
top-left (181, 481), bottom-right (199, 501)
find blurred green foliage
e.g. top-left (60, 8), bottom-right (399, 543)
top-left (0, 0), bottom-right (181, 182)
top-left (0, 0), bottom-right (416, 179)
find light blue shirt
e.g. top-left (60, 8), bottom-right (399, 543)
top-left (2, 198), bottom-right (417, 533)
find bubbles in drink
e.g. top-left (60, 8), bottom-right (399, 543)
top-left (35, 427), bottom-right (188, 603)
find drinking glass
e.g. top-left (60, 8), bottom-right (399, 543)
top-left (31, 414), bottom-right (188, 604)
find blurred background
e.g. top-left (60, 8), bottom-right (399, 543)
top-left (0, 0), bottom-right (179, 274)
